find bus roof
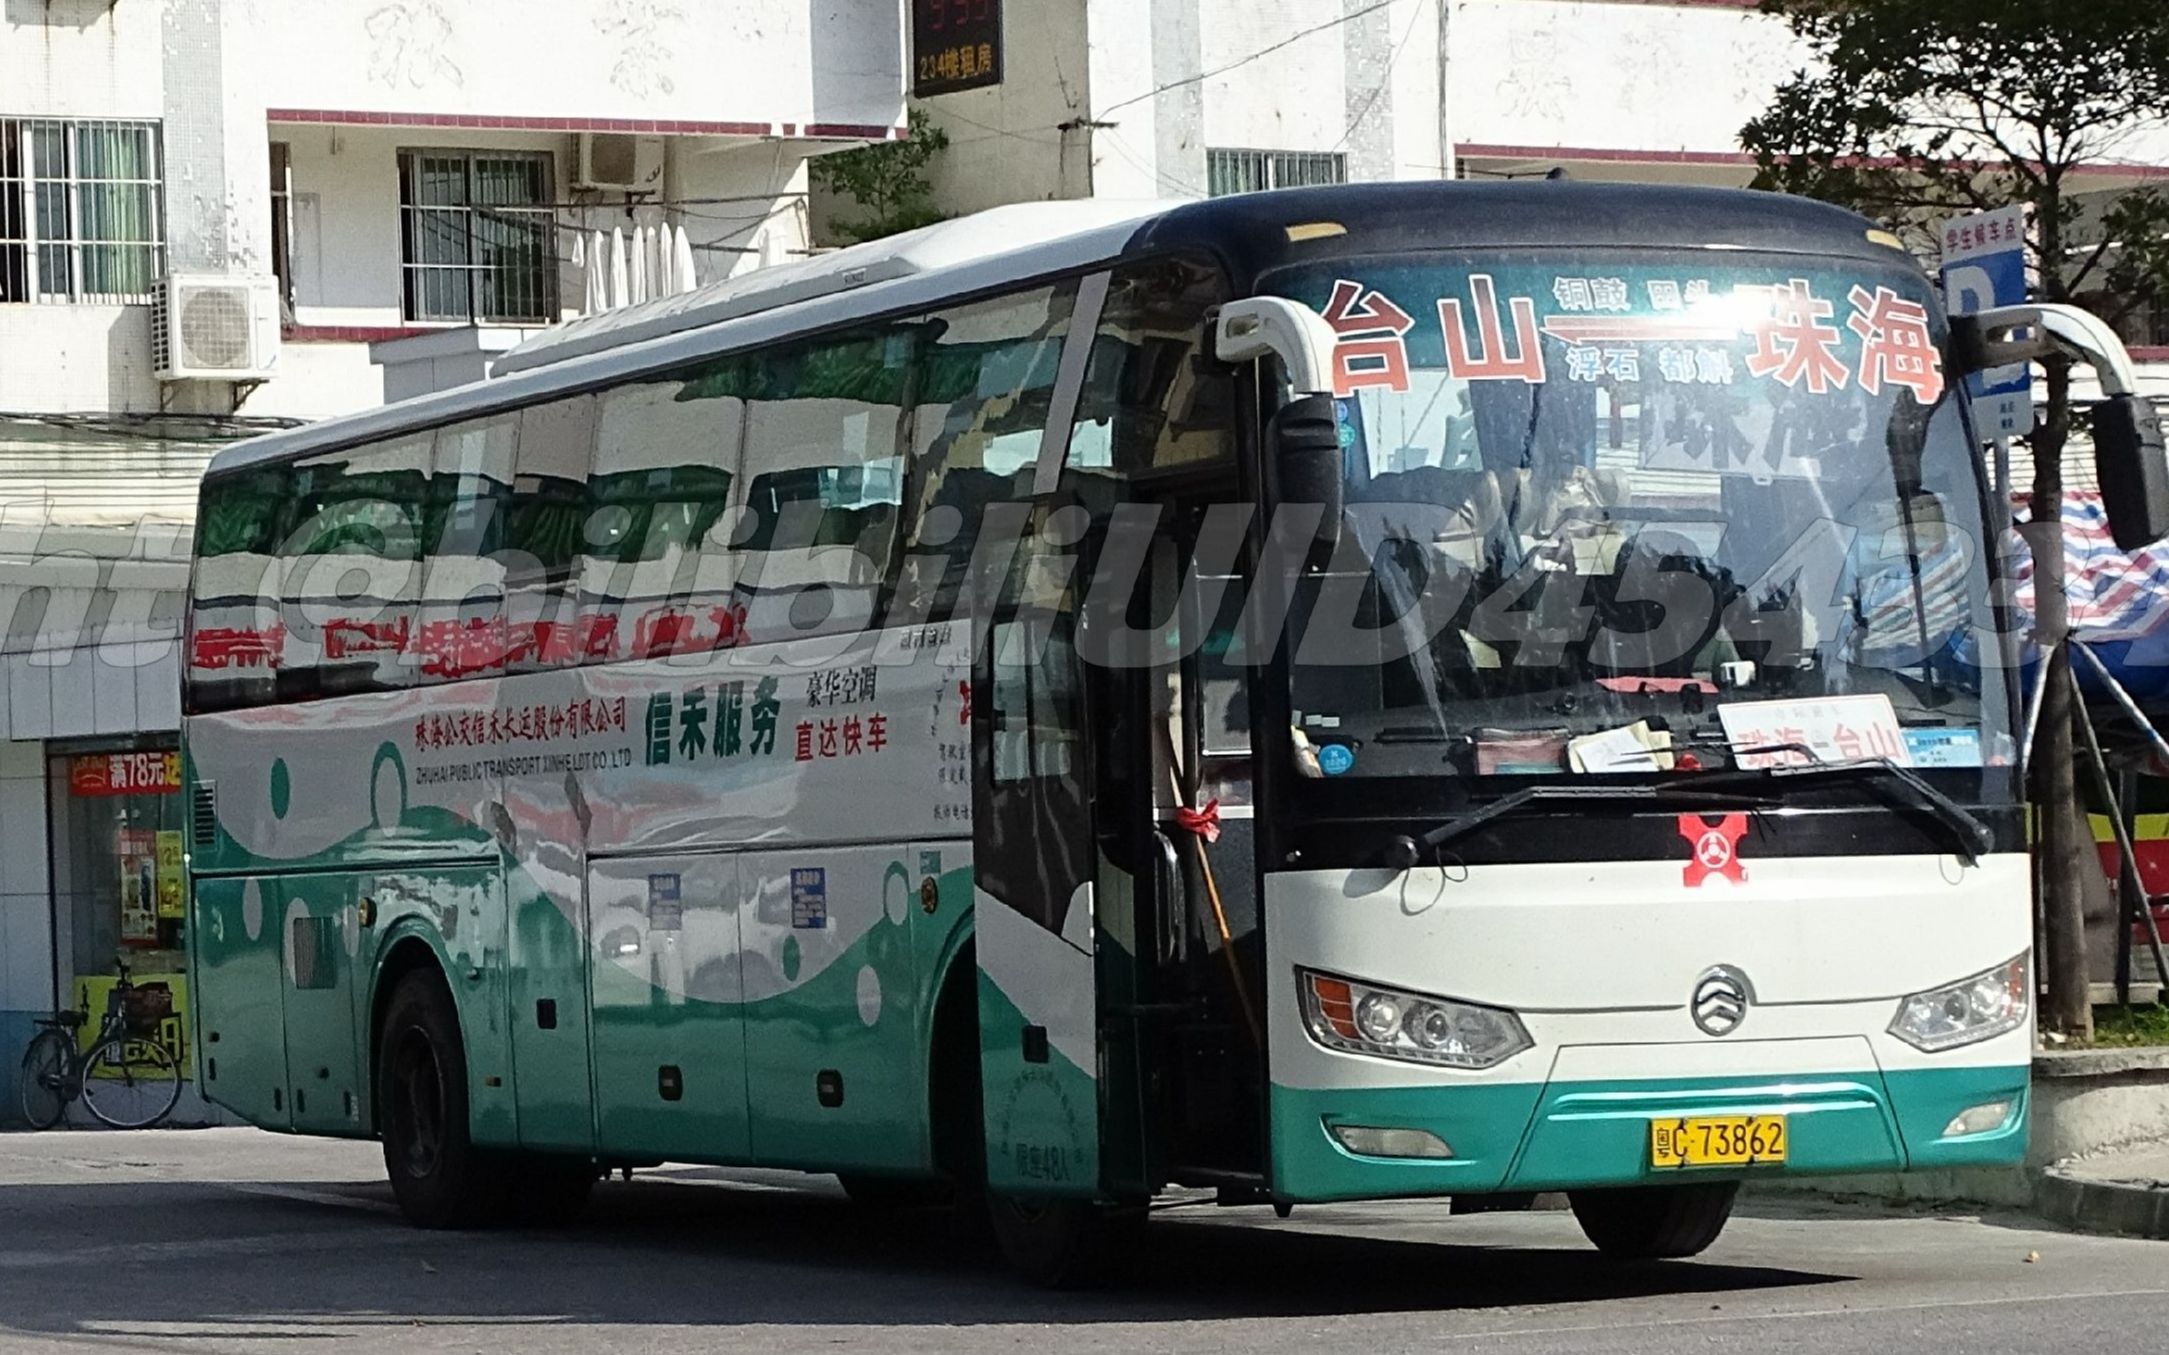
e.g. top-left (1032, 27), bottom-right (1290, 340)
top-left (492, 200), bottom-right (1173, 378)
top-left (206, 181), bottom-right (1895, 479)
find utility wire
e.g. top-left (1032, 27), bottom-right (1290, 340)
top-left (1095, 0), bottom-right (1401, 120)
top-left (1331, 0), bottom-right (1426, 155)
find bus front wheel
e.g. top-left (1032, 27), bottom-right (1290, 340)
top-left (986, 1192), bottom-right (1148, 1287)
top-left (1568, 1181), bottom-right (1737, 1260)
top-left (377, 969), bottom-right (507, 1228)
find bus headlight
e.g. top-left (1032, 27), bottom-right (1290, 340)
top-left (1300, 970), bottom-right (1532, 1069)
top-left (1889, 955), bottom-right (2029, 1053)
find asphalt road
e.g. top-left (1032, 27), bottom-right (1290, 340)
top-left (1, 1128), bottom-right (2165, 1354)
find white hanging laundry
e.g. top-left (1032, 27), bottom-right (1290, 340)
top-left (608, 227), bottom-right (629, 309)
top-left (571, 232), bottom-right (585, 269)
top-left (655, 222), bottom-right (675, 295)
top-left (759, 227), bottom-right (783, 269)
top-left (583, 233), bottom-right (606, 314)
top-left (673, 224), bottom-right (698, 293)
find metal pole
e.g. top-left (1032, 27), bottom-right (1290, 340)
top-left (2072, 640), bottom-right (2169, 769)
top-left (2020, 640), bottom-right (2055, 783)
top-left (1993, 436), bottom-right (2012, 505)
top-left (2123, 767), bottom-right (2143, 1000)
top-left (1436, 0), bottom-right (1454, 181)
top-left (2075, 685), bottom-right (2169, 1002)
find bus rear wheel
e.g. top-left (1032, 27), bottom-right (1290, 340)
top-left (986, 1193), bottom-right (1148, 1288)
top-left (1569, 1181), bottom-right (1737, 1260)
top-left (377, 970), bottom-right (507, 1229)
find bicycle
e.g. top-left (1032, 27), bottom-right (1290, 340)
top-left (18, 959), bottom-right (182, 1130)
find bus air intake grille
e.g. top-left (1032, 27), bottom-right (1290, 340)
top-left (191, 782), bottom-right (217, 846)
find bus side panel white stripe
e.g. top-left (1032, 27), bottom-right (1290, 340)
top-left (976, 885), bottom-right (1097, 1077)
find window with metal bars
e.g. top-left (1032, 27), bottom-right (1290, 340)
top-left (0, 117), bottom-right (165, 304)
top-left (1205, 148), bottom-right (1349, 198)
top-left (398, 149), bottom-right (558, 325)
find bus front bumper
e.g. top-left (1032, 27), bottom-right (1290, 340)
top-left (1267, 1059), bottom-right (2029, 1203)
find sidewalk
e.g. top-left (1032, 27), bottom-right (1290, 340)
top-left (2039, 1141), bottom-right (2169, 1239)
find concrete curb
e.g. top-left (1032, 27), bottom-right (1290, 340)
top-left (2035, 1168), bottom-right (2169, 1239)
top-left (1755, 1046), bottom-right (2169, 1232)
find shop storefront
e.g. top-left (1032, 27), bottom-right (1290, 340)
top-left (0, 414), bottom-right (239, 1127)
top-left (48, 742), bottom-right (192, 1083)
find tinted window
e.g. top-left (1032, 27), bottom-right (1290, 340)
top-left (416, 416), bottom-right (517, 684)
top-left (187, 464), bottom-right (290, 712)
top-left (275, 436), bottom-right (429, 700)
top-left (1068, 256), bottom-right (1234, 476)
top-left (896, 283), bottom-right (1079, 624)
top-left (733, 327), bottom-right (912, 644)
top-left (503, 396), bottom-right (595, 673)
top-left (587, 364), bottom-right (744, 662)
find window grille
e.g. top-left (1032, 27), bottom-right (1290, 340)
top-left (399, 149), bottom-right (557, 325)
top-left (1206, 148), bottom-right (1349, 198)
top-left (0, 117), bottom-right (165, 304)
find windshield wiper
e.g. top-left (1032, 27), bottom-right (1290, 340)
top-left (1688, 755), bottom-right (1992, 865)
top-left (1413, 782), bottom-right (1778, 856)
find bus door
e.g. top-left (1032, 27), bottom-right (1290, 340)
top-left (971, 497), bottom-right (1126, 1199)
top-left (1140, 493), bottom-right (1267, 1183)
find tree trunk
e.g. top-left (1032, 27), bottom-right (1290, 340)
top-left (2037, 653), bottom-right (2092, 1037)
top-left (2027, 357), bottom-right (2092, 1040)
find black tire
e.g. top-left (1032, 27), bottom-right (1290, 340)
top-left (506, 1153), bottom-right (597, 1226)
top-left (79, 1036), bottom-right (182, 1129)
top-left (377, 969), bottom-right (507, 1228)
top-left (986, 1193), bottom-right (1149, 1288)
top-left (18, 1029), bottom-right (70, 1130)
top-left (1569, 1181), bottom-right (1738, 1260)
top-left (925, 950), bottom-right (992, 1243)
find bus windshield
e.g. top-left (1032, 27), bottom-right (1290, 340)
top-left (1262, 250), bottom-right (2015, 786)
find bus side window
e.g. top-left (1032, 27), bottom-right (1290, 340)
top-left (187, 464), bottom-right (291, 713)
top-left (897, 281), bottom-right (1081, 626)
top-left (587, 367), bottom-right (745, 663)
top-left (1066, 256), bottom-right (1234, 477)
top-left (274, 435), bottom-right (429, 701)
top-left (734, 327), bottom-right (911, 645)
top-left (503, 395), bottom-right (596, 674)
top-left (417, 415), bottom-right (517, 685)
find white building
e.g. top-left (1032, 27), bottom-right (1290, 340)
top-left (0, 0), bottom-right (905, 1123)
top-left (913, 0), bottom-right (2169, 372)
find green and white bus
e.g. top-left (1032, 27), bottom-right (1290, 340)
top-left (184, 182), bottom-right (2166, 1284)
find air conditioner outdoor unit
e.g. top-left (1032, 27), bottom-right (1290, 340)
top-left (576, 131), bottom-right (664, 193)
top-left (150, 274), bottom-right (281, 382)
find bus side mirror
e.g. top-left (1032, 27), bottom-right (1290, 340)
top-left (2095, 394), bottom-right (2169, 551)
top-left (1955, 303), bottom-right (2169, 550)
top-left (1270, 393), bottom-right (1344, 552)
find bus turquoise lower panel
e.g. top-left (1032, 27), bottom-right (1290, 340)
top-left (1269, 1063), bottom-right (2027, 1202)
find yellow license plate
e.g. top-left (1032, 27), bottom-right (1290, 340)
top-left (1650, 1115), bottom-right (1787, 1168)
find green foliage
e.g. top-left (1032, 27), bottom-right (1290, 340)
top-left (2084, 1003), bottom-right (2169, 1048)
top-left (1740, 0), bottom-right (2169, 320)
top-left (809, 108), bottom-right (952, 245)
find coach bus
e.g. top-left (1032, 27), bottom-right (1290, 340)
top-left (184, 181), bottom-right (2167, 1285)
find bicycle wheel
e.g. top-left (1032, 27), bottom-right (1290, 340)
top-left (78, 1035), bottom-right (181, 1130)
top-left (17, 1029), bottom-right (71, 1129)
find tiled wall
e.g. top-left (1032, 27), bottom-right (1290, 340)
top-left (0, 645), bottom-right (180, 742)
top-left (0, 739), bottom-right (52, 1127)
